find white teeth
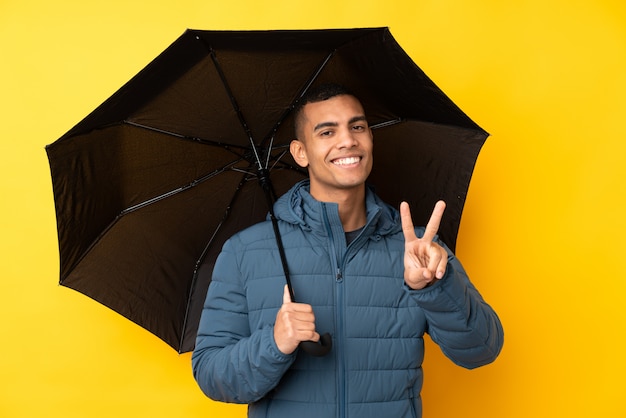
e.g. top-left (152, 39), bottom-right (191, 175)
top-left (333, 157), bottom-right (360, 165)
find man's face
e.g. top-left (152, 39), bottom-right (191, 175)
top-left (290, 94), bottom-right (373, 202)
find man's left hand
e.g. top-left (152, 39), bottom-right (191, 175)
top-left (400, 200), bottom-right (448, 290)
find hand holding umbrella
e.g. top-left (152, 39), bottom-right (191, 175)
top-left (401, 201), bottom-right (448, 290)
top-left (274, 285), bottom-right (321, 355)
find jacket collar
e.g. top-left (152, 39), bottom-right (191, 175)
top-left (272, 180), bottom-right (401, 238)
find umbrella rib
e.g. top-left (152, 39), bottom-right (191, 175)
top-left (260, 49), bottom-right (336, 149)
top-left (268, 148), bottom-right (289, 171)
top-left (182, 169), bottom-right (253, 351)
top-left (370, 118), bottom-right (403, 130)
top-left (61, 159), bottom-right (249, 303)
top-left (260, 30), bottom-right (387, 148)
top-left (231, 167), bottom-right (256, 176)
top-left (264, 136), bottom-right (274, 169)
top-left (260, 30), bottom-right (403, 148)
top-left (120, 159), bottom-right (245, 216)
top-left (124, 120), bottom-right (250, 153)
top-left (264, 145), bottom-right (307, 175)
top-left (197, 39), bottom-right (263, 171)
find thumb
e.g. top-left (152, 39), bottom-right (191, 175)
top-left (283, 284), bottom-right (293, 304)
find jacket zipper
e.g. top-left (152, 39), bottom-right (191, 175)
top-left (321, 204), bottom-right (346, 418)
top-left (322, 202), bottom-right (378, 418)
top-left (336, 266), bottom-right (345, 418)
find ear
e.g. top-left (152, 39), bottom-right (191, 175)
top-left (290, 139), bottom-right (309, 168)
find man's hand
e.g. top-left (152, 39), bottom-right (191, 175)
top-left (274, 285), bottom-right (320, 354)
top-left (401, 201), bottom-right (449, 290)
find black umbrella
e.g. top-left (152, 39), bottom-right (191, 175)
top-left (46, 27), bottom-right (488, 353)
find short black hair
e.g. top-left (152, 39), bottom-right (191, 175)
top-left (292, 83), bottom-right (356, 139)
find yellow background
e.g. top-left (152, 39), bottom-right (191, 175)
top-left (2, 0), bottom-right (625, 417)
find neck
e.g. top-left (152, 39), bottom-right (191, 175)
top-left (338, 197), bottom-right (367, 231)
top-left (309, 185), bottom-right (367, 231)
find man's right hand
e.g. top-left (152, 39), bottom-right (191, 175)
top-left (274, 285), bottom-right (320, 354)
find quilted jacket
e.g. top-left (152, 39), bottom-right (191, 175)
top-left (192, 180), bottom-right (503, 418)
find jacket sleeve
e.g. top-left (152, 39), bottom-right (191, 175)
top-left (406, 240), bottom-right (504, 369)
top-left (191, 237), bottom-right (296, 403)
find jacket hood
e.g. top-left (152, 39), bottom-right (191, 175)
top-left (272, 180), bottom-right (401, 237)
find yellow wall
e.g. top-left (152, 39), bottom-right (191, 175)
top-left (2, 1), bottom-right (625, 417)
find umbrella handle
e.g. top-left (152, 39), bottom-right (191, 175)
top-left (300, 333), bottom-right (332, 357)
top-left (259, 170), bottom-right (332, 357)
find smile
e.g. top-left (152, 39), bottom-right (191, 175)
top-left (332, 156), bottom-right (361, 166)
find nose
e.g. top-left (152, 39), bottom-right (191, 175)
top-left (336, 127), bottom-right (358, 149)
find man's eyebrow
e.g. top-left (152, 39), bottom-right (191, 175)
top-left (313, 116), bottom-right (368, 132)
top-left (313, 121), bottom-right (338, 131)
top-left (349, 115), bottom-right (368, 124)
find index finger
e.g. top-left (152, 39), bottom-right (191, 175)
top-left (400, 201), bottom-right (418, 242)
top-left (422, 200), bottom-right (446, 242)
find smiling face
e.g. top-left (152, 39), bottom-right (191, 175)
top-left (290, 94), bottom-right (373, 203)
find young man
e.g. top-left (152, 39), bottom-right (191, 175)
top-left (192, 84), bottom-right (503, 418)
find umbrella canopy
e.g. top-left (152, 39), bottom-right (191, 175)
top-left (46, 28), bottom-right (488, 353)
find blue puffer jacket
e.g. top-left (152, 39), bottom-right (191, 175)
top-left (192, 180), bottom-right (503, 418)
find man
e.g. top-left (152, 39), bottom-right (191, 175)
top-left (192, 84), bottom-right (503, 417)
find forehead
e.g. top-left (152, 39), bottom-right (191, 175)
top-left (301, 94), bottom-right (365, 124)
